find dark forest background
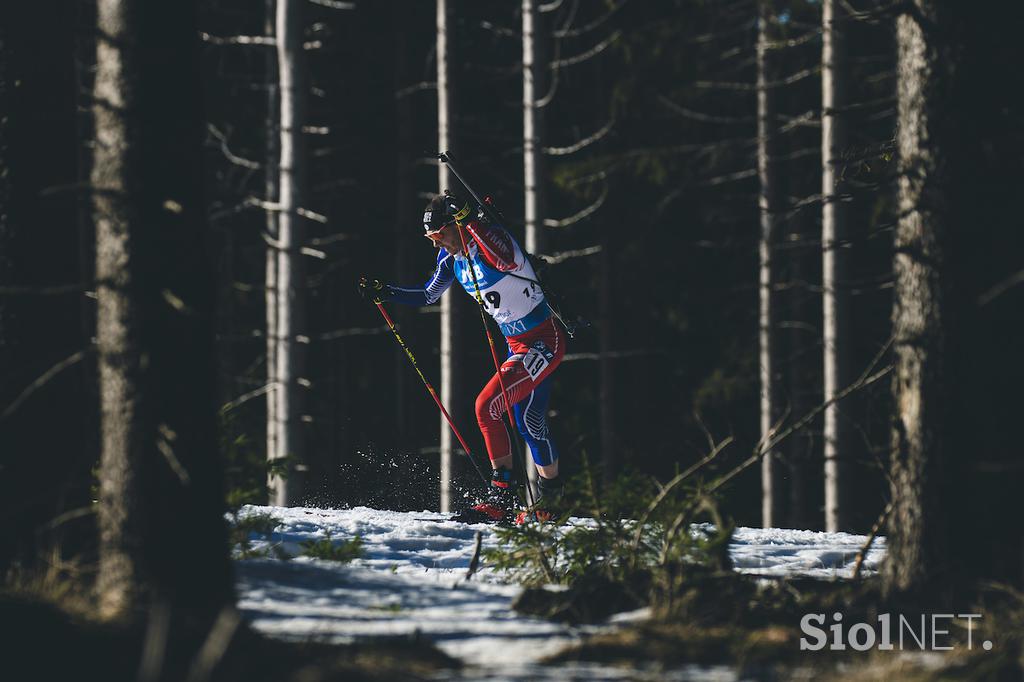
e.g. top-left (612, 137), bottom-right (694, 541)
top-left (2, 0), bottom-right (1022, 579)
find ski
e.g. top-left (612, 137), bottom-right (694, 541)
top-left (419, 508), bottom-right (557, 526)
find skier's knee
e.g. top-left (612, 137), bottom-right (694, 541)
top-left (475, 390), bottom-right (500, 425)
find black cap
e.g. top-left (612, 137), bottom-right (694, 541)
top-left (423, 190), bottom-right (472, 234)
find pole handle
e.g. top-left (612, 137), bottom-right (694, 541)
top-left (437, 151), bottom-right (505, 227)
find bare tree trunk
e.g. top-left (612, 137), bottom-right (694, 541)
top-left (93, 0), bottom-right (144, 619)
top-left (822, 0), bottom-right (851, 533)
top-left (93, 0), bottom-right (231, 620)
top-left (883, 0), bottom-right (952, 596)
top-left (757, 0), bottom-right (782, 528)
top-left (523, 0), bottom-right (546, 258)
top-left (522, 0), bottom-right (546, 498)
top-left (437, 0), bottom-right (463, 512)
top-left (270, 0), bottom-right (308, 506)
top-left (264, 0), bottom-right (280, 505)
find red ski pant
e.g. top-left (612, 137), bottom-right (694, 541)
top-left (475, 317), bottom-right (565, 466)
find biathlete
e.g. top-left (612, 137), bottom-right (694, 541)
top-left (359, 190), bottom-right (565, 522)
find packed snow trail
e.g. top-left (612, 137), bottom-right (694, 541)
top-left (233, 506), bottom-right (886, 679)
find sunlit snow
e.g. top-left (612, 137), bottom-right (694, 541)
top-left (233, 505), bottom-right (885, 680)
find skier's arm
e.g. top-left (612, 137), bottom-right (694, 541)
top-left (387, 251), bottom-right (456, 306)
top-left (464, 221), bottom-right (522, 273)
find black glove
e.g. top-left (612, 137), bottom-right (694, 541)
top-left (358, 276), bottom-right (393, 304)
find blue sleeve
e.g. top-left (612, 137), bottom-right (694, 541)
top-left (388, 250), bottom-right (456, 306)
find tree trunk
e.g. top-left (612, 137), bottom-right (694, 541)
top-left (522, 0), bottom-right (547, 498)
top-left (523, 0), bottom-right (547, 258)
top-left (821, 0), bottom-right (851, 533)
top-left (93, 0), bottom-right (232, 620)
top-left (265, 0), bottom-right (280, 505)
top-left (757, 0), bottom-right (783, 528)
top-left (270, 0), bottom-right (308, 506)
top-left (437, 0), bottom-right (463, 512)
top-left (883, 0), bottom-right (952, 597)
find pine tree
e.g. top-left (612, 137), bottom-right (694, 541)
top-left (821, 0), bottom-right (851, 533)
top-left (269, 0), bottom-right (309, 506)
top-left (757, 0), bottom-right (783, 528)
top-left (92, 0), bottom-right (232, 620)
top-left (883, 0), bottom-right (952, 596)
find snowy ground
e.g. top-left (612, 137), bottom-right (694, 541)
top-left (233, 506), bottom-right (886, 681)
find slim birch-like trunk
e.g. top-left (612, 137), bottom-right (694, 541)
top-left (437, 0), bottom-right (462, 512)
top-left (523, 0), bottom-right (546, 258)
top-left (821, 0), bottom-right (851, 532)
top-left (757, 0), bottom-right (782, 528)
top-left (522, 0), bottom-right (546, 497)
top-left (270, 0), bottom-right (308, 506)
top-left (264, 0), bottom-right (280, 504)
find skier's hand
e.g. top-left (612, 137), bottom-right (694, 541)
top-left (358, 276), bottom-right (392, 304)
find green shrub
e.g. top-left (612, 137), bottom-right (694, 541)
top-left (485, 456), bottom-right (733, 616)
top-left (300, 533), bottom-right (365, 563)
top-left (219, 410), bottom-right (298, 512)
top-left (230, 512), bottom-right (283, 559)
top-left (220, 410), bottom-right (269, 510)
top-left (235, 512), bottom-right (281, 536)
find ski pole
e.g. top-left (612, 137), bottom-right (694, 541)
top-left (437, 151), bottom-right (504, 227)
top-left (440, 151), bottom-right (540, 508)
top-left (372, 300), bottom-right (489, 485)
top-left (439, 150), bottom-right (580, 339)
top-left (452, 221), bottom-right (538, 511)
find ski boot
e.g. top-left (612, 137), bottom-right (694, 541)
top-left (515, 474), bottom-right (563, 525)
top-left (453, 469), bottom-right (517, 524)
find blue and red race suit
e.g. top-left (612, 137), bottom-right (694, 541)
top-left (387, 220), bottom-right (565, 467)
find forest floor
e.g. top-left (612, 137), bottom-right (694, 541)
top-left (234, 505), bottom-right (887, 681)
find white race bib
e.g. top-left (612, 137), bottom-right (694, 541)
top-left (522, 348), bottom-right (550, 380)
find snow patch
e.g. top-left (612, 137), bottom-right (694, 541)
top-left (234, 505), bottom-right (886, 675)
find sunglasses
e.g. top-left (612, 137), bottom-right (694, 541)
top-left (424, 220), bottom-right (458, 239)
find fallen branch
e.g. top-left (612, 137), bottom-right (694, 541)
top-left (852, 501), bottom-right (892, 580)
top-left (464, 531), bottom-right (483, 582)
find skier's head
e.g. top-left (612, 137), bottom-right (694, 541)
top-left (423, 190), bottom-right (473, 251)
top-left (423, 190), bottom-right (473, 233)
